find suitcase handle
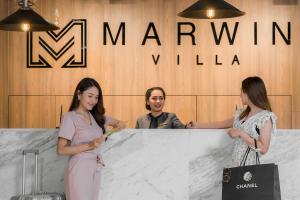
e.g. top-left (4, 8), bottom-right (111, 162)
top-left (23, 149), bottom-right (39, 155)
top-left (22, 149), bottom-right (39, 195)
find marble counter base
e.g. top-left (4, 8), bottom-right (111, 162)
top-left (1, 129), bottom-right (300, 200)
top-left (0, 129), bottom-right (67, 200)
top-left (99, 129), bottom-right (300, 200)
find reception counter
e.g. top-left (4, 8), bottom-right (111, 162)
top-left (0, 129), bottom-right (300, 200)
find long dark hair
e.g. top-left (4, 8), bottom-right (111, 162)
top-left (69, 77), bottom-right (106, 133)
top-left (239, 76), bottom-right (272, 120)
top-left (145, 87), bottom-right (166, 111)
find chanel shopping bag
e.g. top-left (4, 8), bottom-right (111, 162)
top-left (222, 140), bottom-right (281, 200)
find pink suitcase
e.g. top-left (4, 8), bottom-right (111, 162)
top-left (10, 149), bottom-right (65, 200)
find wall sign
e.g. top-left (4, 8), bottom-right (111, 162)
top-left (27, 19), bottom-right (87, 68)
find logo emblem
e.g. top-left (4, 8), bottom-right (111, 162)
top-left (243, 171), bottom-right (252, 182)
top-left (223, 168), bottom-right (231, 183)
top-left (27, 19), bottom-right (87, 68)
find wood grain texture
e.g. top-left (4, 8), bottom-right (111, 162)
top-left (55, 96), bottom-right (73, 127)
top-left (7, 0), bottom-right (295, 96)
top-left (55, 95), bottom-right (196, 128)
top-left (9, 96), bottom-right (56, 128)
top-left (1, 0), bottom-right (299, 127)
top-left (292, 112), bottom-right (300, 129)
top-left (0, 0), bottom-right (8, 127)
top-left (293, 4), bottom-right (300, 112)
top-left (8, 95), bottom-right (292, 128)
top-left (197, 96), bottom-right (292, 129)
top-left (197, 96), bottom-right (243, 122)
top-left (269, 96), bottom-right (292, 129)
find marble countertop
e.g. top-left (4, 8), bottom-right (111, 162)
top-left (1, 129), bottom-right (300, 200)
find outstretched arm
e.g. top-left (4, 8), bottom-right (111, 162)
top-left (171, 114), bottom-right (186, 129)
top-left (187, 118), bottom-right (234, 129)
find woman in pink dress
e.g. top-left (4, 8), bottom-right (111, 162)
top-left (57, 77), bottom-right (124, 200)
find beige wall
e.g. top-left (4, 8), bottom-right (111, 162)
top-left (1, 0), bottom-right (299, 128)
top-left (0, 0), bottom-right (8, 127)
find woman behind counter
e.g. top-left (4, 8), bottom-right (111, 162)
top-left (57, 77), bottom-right (125, 200)
top-left (187, 76), bottom-right (277, 166)
top-left (136, 87), bottom-right (186, 129)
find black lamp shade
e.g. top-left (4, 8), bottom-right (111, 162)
top-left (178, 0), bottom-right (245, 19)
top-left (0, 8), bottom-right (59, 31)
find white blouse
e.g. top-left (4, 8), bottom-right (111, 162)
top-left (231, 108), bottom-right (277, 166)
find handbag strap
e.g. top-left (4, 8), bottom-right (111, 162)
top-left (240, 126), bottom-right (261, 166)
top-left (254, 126), bottom-right (260, 164)
top-left (254, 139), bottom-right (260, 164)
top-left (240, 139), bottom-right (261, 166)
top-left (240, 146), bottom-right (251, 166)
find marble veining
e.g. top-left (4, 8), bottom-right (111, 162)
top-left (0, 129), bottom-right (300, 200)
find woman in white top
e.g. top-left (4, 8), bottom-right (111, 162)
top-left (187, 76), bottom-right (276, 166)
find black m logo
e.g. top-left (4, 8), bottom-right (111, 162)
top-left (27, 19), bottom-right (87, 68)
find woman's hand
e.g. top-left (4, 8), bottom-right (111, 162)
top-left (88, 135), bottom-right (107, 149)
top-left (108, 119), bottom-right (127, 131)
top-left (186, 121), bottom-right (198, 129)
top-left (227, 128), bottom-right (242, 138)
top-left (115, 121), bottom-right (127, 130)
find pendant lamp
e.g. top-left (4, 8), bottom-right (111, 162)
top-left (178, 0), bottom-right (245, 19)
top-left (0, 0), bottom-right (59, 32)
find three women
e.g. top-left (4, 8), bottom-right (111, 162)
top-left (58, 76), bottom-right (276, 200)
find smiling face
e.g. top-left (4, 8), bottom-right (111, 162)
top-left (78, 86), bottom-right (99, 111)
top-left (147, 89), bottom-right (165, 113)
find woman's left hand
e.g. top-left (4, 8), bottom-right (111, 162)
top-left (227, 128), bottom-right (242, 138)
top-left (116, 121), bottom-right (127, 130)
top-left (88, 135), bottom-right (107, 149)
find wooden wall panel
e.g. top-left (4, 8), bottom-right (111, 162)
top-left (197, 96), bottom-right (242, 122)
top-left (55, 96), bottom-right (73, 127)
top-left (55, 95), bottom-right (196, 128)
top-left (103, 96), bottom-right (145, 128)
top-left (292, 112), bottom-right (300, 129)
top-left (0, 0), bottom-right (8, 127)
top-left (7, 0), bottom-right (296, 96)
top-left (163, 96), bottom-right (197, 125)
top-left (7, 95), bottom-right (293, 129)
top-left (197, 96), bottom-right (292, 129)
top-left (293, 8), bottom-right (300, 114)
top-left (9, 96), bottom-right (56, 128)
top-left (115, 95), bottom-right (197, 128)
top-left (1, 0), bottom-right (299, 128)
top-left (268, 96), bottom-right (292, 129)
